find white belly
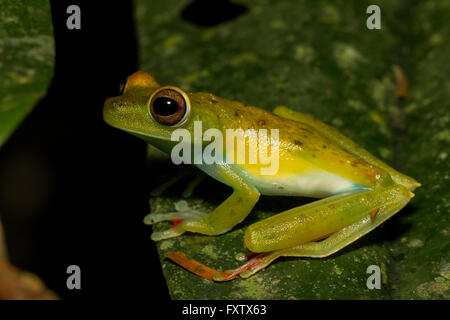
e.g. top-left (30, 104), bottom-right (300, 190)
top-left (246, 169), bottom-right (369, 197)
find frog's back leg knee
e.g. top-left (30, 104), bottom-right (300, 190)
top-left (273, 106), bottom-right (420, 191)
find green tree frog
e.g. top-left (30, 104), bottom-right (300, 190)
top-left (103, 71), bottom-right (420, 281)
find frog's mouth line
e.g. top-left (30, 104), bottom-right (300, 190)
top-left (103, 111), bottom-right (172, 142)
top-left (118, 126), bottom-right (173, 143)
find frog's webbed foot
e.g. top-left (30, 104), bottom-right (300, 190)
top-left (212, 251), bottom-right (281, 281)
top-left (164, 250), bottom-right (282, 281)
top-left (144, 200), bottom-right (207, 241)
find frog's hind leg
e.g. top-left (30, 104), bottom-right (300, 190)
top-left (164, 184), bottom-right (412, 281)
top-left (272, 105), bottom-right (420, 191)
top-left (219, 184), bottom-right (414, 280)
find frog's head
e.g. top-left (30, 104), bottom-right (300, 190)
top-left (104, 71), bottom-right (221, 153)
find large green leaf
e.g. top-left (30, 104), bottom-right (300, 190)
top-left (0, 0), bottom-right (54, 147)
top-left (136, 0), bottom-right (450, 299)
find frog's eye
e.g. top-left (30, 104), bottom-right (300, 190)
top-left (149, 86), bottom-right (191, 126)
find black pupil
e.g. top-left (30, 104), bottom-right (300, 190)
top-left (153, 97), bottom-right (179, 116)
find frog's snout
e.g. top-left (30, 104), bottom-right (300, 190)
top-left (103, 97), bottom-right (122, 110)
top-left (103, 96), bottom-right (127, 114)
top-left (103, 97), bottom-right (121, 126)
top-left (103, 95), bottom-right (149, 132)
top-left (103, 97), bottom-right (112, 108)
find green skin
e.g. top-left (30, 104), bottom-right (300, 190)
top-left (103, 71), bottom-right (420, 280)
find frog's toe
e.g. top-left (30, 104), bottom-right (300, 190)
top-left (145, 213), bottom-right (204, 241)
top-left (151, 227), bottom-right (185, 241)
top-left (238, 252), bottom-right (280, 279)
top-left (144, 200), bottom-right (207, 225)
top-left (143, 213), bottom-right (170, 225)
top-left (143, 210), bottom-right (206, 225)
top-left (212, 252), bottom-right (275, 281)
top-left (151, 222), bottom-right (186, 241)
top-left (147, 202), bottom-right (209, 241)
top-left (234, 251), bottom-right (260, 262)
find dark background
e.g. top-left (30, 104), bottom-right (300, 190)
top-left (0, 1), bottom-right (168, 299)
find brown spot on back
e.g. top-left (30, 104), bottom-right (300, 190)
top-left (311, 233), bottom-right (333, 242)
top-left (370, 208), bottom-right (379, 219)
top-left (367, 168), bottom-right (376, 177)
top-left (294, 140), bottom-right (303, 147)
top-left (300, 127), bottom-right (313, 134)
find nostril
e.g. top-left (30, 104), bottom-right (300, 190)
top-left (104, 97), bottom-right (134, 110)
top-left (104, 99), bottom-right (119, 112)
top-left (113, 101), bottom-right (125, 108)
top-left (109, 100), bottom-right (132, 109)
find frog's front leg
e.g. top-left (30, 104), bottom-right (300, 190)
top-left (146, 163), bottom-right (260, 241)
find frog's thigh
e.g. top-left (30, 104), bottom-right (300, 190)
top-left (173, 164), bottom-right (260, 236)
